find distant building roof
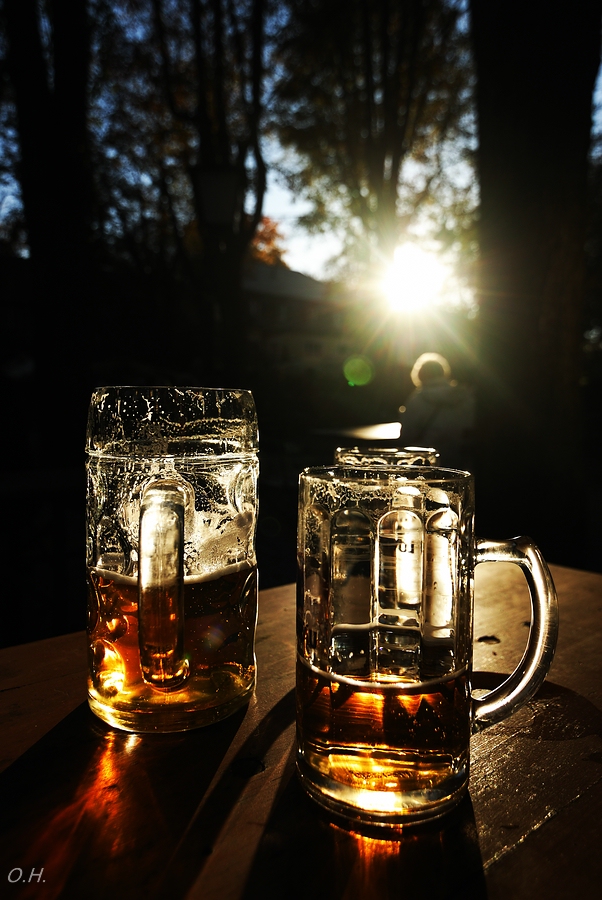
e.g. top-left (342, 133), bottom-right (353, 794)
top-left (242, 259), bottom-right (329, 302)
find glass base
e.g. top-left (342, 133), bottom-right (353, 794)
top-left (88, 679), bottom-right (255, 733)
top-left (296, 751), bottom-right (469, 827)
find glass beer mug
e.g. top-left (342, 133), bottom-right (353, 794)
top-left (86, 387), bottom-right (259, 732)
top-left (334, 446), bottom-right (439, 466)
top-left (296, 466), bottom-right (558, 825)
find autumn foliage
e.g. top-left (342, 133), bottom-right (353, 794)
top-left (248, 217), bottom-right (289, 267)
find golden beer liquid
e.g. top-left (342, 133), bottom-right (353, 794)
top-left (296, 656), bottom-right (470, 818)
top-left (87, 562), bottom-right (257, 732)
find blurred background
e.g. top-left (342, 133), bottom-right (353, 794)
top-left (1, 0), bottom-right (602, 646)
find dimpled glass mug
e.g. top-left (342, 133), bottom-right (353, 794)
top-left (334, 446), bottom-right (440, 466)
top-left (86, 387), bottom-right (259, 732)
top-left (296, 466), bottom-right (558, 825)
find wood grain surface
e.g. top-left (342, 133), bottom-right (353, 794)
top-left (0, 564), bottom-right (600, 900)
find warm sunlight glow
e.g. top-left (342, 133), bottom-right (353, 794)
top-left (381, 243), bottom-right (452, 312)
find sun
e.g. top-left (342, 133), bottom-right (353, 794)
top-left (380, 243), bottom-right (452, 312)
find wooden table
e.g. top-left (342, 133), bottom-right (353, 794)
top-left (1, 563), bottom-right (601, 899)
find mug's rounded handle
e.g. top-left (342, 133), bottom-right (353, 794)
top-left (471, 536), bottom-right (559, 732)
top-left (138, 479), bottom-right (190, 689)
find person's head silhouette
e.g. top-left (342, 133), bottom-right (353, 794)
top-left (410, 352), bottom-right (452, 388)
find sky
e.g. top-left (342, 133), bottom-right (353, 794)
top-left (262, 174), bottom-right (342, 281)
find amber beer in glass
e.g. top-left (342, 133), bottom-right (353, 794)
top-left (296, 466), bottom-right (558, 825)
top-left (86, 387), bottom-right (258, 732)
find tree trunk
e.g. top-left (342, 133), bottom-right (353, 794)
top-left (469, 0), bottom-right (602, 567)
top-left (4, 0), bottom-right (94, 465)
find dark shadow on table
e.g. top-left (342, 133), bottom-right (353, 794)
top-left (239, 674), bottom-right (602, 900)
top-left (3, 673), bottom-right (598, 899)
top-left (241, 764), bottom-right (487, 900)
top-left (157, 688), bottom-right (298, 898)
top-left (0, 702), bottom-right (247, 900)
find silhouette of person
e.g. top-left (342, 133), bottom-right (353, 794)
top-left (400, 353), bottom-right (475, 470)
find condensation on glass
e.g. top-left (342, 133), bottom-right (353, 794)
top-left (86, 386), bottom-right (259, 733)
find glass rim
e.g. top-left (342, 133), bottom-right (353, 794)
top-left (299, 464), bottom-right (473, 485)
top-left (89, 384), bottom-right (254, 396)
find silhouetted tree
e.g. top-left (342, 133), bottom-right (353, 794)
top-left (2, 0), bottom-right (276, 385)
top-left (89, 0), bottom-right (271, 383)
top-left (585, 140), bottom-right (602, 341)
top-left (2, 0), bottom-right (93, 269)
top-left (469, 0), bottom-right (602, 566)
top-left (2, 0), bottom-right (95, 463)
top-left (270, 0), bottom-right (474, 275)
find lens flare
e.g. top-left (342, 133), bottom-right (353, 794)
top-left (343, 355), bottom-right (374, 386)
top-left (381, 244), bottom-right (452, 312)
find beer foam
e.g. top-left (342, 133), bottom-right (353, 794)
top-left (90, 559), bottom-right (253, 587)
top-left (298, 654), bottom-right (468, 693)
top-left (89, 568), bottom-right (136, 586)
top-left (184, 560), bottom-right (253, 585)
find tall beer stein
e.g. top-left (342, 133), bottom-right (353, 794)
top-left (334, 446), bottom-right (439, 466)
top-left (86, 387), bottom-right (259, 732)
top-left (296, 466), bottom-right (558, 825)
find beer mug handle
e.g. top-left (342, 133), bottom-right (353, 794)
top-left (138, 479), bottom-right (190, 688)
top-left (471, 536), bottom-right (559, 732)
